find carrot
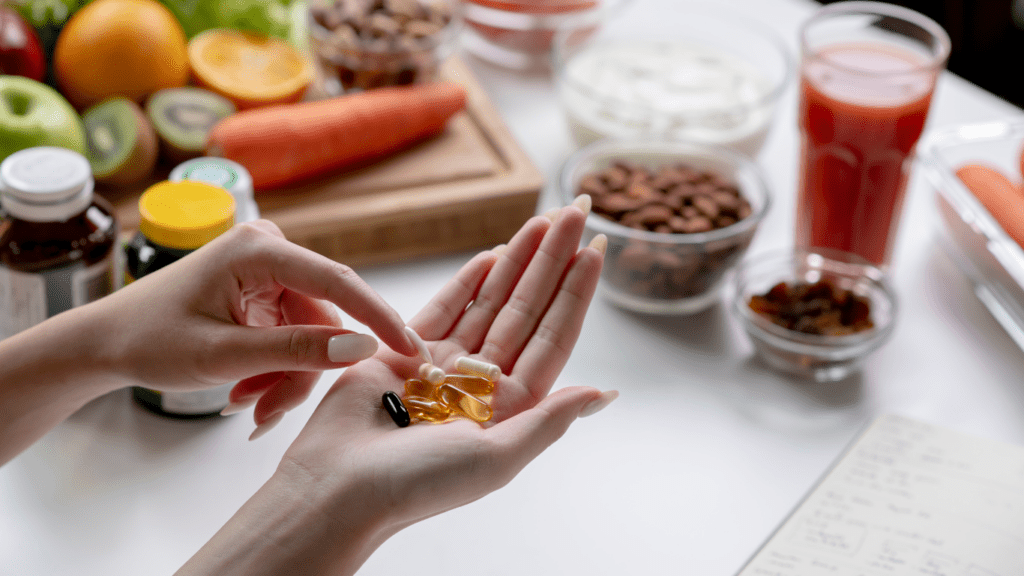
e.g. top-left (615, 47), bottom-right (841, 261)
top-left (205, 82), bottom-right (467, 190)
top-left (956, 163), bottom-right (1024, 247)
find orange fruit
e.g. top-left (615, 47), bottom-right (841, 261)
top-left (188, 29), bottom-right (313, 110)
top-left (53, 0), bottom-right (189, 110)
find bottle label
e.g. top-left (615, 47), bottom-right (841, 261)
top-left (0, 254), bottom-right (117, 340)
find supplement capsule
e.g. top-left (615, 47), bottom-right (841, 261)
top-left (382, 391), bottom-right (410, 428)
top-left (438, 383), bottom-right (493, 423)
top-left (454, 357), bottom-right (501, 382)
top-left (404, 395), bottom-right (451, 423)
top-left (442, 374), bottom-right (493, 396)
top-left (419, 363), bottom-right (445, 385)
top-left (404, 378), bottom-right (437, 399)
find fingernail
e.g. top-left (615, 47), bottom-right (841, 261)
top-left (542, 206), bottom-right (560, 222)
top-left (579, 390), bottom-right (619, 418)
top-left (220, 397), bottom-right (258, 416)
top-left (328, 333), bottom-right (379, 363)
top-left (248, 411), bottom-right (285, 441)
top-left (492, 243), bottom-right (507, 256)
top-left (404, 326), bottom-right (432, 365)
top-left (572, 193), bottom-right (592, 216)
top-left (587, 233), bottom-right (608, 256)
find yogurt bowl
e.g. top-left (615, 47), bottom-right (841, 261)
top-left (552, 2), bottom-right (792, 155)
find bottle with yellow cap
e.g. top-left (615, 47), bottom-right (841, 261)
top-left (125, 180), bottom-right (236, 418)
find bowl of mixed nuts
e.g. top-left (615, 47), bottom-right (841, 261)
top-left (559, 138), bottom-right (771, 314)
top-left (308, 0), bottom-right (460, 95)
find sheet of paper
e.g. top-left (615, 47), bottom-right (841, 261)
top-left (737, 414), bottom-right (1024, 575)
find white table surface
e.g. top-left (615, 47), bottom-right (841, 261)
top-left (4, 0), bottom-right (1024, 574)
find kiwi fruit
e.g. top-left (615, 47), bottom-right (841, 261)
top-left (145, 87), bottom-right (236, 162)
top-left (83, 98), bottom-right (159, 187)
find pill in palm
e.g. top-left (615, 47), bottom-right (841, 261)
top-left (404, 396), bottom-right (451, 422)
top-left (404, 378), bottom-right (436, 399)
top-left (442, 374), bottom-right (493, 395)
top-left (454, 357), bottom-right (501, 382)
top-left (419, 363), bottom-right (445, 385)
top-left (438, 383), bottom-right (493, 422)
top-left (382, 391), bottom-right (411, 428)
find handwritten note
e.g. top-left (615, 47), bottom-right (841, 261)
top-left (737, 414), bottom-right (1024, 575)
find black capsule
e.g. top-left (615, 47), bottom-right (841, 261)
top-left (382, 391), bottom-right (410, 428)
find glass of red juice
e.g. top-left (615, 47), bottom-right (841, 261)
top-left (796, 2), bottom-right (950, 268)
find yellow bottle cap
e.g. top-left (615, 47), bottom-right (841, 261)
top-left (138, 181), bottom-right (236, 250)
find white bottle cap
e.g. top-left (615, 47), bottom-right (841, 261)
top-left (169, 157), bottom-right (259, 223)
top-left (0, 147), bottom-right (94, 222)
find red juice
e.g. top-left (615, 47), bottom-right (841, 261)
top-left (796, 42), bottom-right (938, 267)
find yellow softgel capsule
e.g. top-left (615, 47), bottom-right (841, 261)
top-left (454, 356), bottom-right (501, 382)
top-left (404, 378), bottom-right (437, 399)
top-left (438, 383), bottom-right (493, 423)
top-left (405, 395), bottom-right (451, 423)
top-left (442, 374), bottom-right (493, 396)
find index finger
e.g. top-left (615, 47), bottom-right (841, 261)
top-left (235, 229), bottom-right (415, 357)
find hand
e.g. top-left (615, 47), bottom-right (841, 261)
top-left (90, 220), bottom-right (417, 422)
top-left (271, 201), bottom-right (614, 572)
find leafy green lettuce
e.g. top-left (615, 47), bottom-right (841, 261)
top-left (157, 0), bottom-right (296, 39)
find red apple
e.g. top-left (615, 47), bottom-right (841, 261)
top-left (0, 6), bottom-right (46, 82)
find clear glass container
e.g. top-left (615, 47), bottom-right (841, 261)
top-left (918, 119), bottom-right (1024, 353)
top-left (731, 249), bottom-right (897, 382)
top-left (559, 138), bottom-right (771, 315)
top-left (552, 1), bottom-right (792, 155)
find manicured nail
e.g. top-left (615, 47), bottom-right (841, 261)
top-left (587, 233), bottom-right (608, 256)
top-left (542, 206), bottom-right (560, 222)
top-left (328, 333), bottom-right (378, 363)
top-left (572, 193), bottom-right (592, 216)
top-left (579, 390), bottom-right (619, 418)
top-left (248, 411), bottom-right (285, 441)
top-left (492, 243), bottom-right (507, 256)
top-left (404, 326), bottom-right (432, 365)
top-left (220, 397), bottom-right (257, 416)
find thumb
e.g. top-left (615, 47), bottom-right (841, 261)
top-left (209, 324), bottom-right (379, 379)
top-left (487, 387), bottom-right (619, 484)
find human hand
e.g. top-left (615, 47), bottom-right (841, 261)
top-left (90, 220), bottom-right (417, 425)
top-left (270, 200), bottom-right (614, 572)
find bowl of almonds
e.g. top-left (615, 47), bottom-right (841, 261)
top-left (560, 138), bottom-right (771, 314)
top-left (308, 0), bottom-right (460, 95)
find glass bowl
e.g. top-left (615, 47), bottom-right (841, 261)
top-left (559, 138), bottom-right (771, 315)
top-left (731, 249), bottom-right (898, 382)
top-left (552, 1), bottom-right (792, 156)
top-left (918, 120), bottom-right (1024, 354)
top-left (307, 0), bottom-right (461, 96)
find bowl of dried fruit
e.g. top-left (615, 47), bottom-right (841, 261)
top-left (731, 249), bottom-right (898, 382)
top-left (307, 0), bottom-right (460, 95)
top-left (559, 138), bottom-right (771, 314)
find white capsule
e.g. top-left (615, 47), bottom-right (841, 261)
top-left (404, 326), bottom-right (432, 365)
top-left (454, 356), bottom-right (501, 382)
top-left (419, 363), bottom-right (445, 385)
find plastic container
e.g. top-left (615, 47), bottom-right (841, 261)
top-left (307, 0), bottom-right (460, 96)
top-left (559, 138), bottom-right (770, 314)
top-left (462, 0), bottom-right (602, 69)
top-left (731, 249), bottom-right (897, 382)
top-left (552, 1), bottom-right (792, 155)
top-left (126, 180), bottom-right (236, 418)
top-left (919, 119), bottom-right (1024, 353)
top-left (170, 157), bottom-right (259, 223)
top-left (0, 147), bottom-right (119, 340)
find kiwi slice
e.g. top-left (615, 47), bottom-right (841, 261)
top-left (146, 87), bottom-right (236, 162)
top-left (83, 98), bottom-right (159, 187)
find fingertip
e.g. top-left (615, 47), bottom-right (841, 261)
top-left (578, 390), bottom-right (619, 418)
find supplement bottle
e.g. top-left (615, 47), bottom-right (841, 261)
top-left (126, 180), bottom-right (236, 418)
top-left (0, 147), bottom-right (119, 340)
top-left (169, 157), bottom-right (259, 223)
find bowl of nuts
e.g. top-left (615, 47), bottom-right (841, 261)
top-left (308, 0), bottom-right (460, 95)
top-left (731, 249), bottom-right (898, 382)
top-left (560, 138), bottom-right (770, 314)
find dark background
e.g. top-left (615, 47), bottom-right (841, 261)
top-left (821, 0), bottom-right (1024, 108)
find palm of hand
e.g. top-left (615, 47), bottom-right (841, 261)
top-left (284, 207), bottom-right (604, 526)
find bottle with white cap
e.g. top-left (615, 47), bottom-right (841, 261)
top-left (0, 147), bottom-right (119, 340)
top-left (169, 157), bottom-right (260, 223)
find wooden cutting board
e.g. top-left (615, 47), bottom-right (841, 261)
top-left (99, 57), bottom-right (545, 268)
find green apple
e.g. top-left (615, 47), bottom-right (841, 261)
top-left (1, 74), bottom-right (86, 162)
